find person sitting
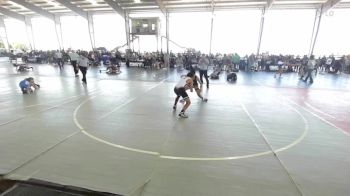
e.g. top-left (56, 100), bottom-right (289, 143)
top-left (105, 54), bottom-right (120, 74)
top-left (106, 63), bottom-right (120, 74)
top-left (19, 77), bottom-right (40, 94)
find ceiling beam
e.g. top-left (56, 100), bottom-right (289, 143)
top-left (54, 0), bottom-right (88, 20)
top-left (0, 7), bottom-right (25, 22)
top-left (104, 0), bottom-right (125, 18)
top-left (155, 0), bottom-right (167, 15)
top-left (164, 1), bottom-right (266, 7)
top-left (266, 0), bottom-right (275, 10)
top-left (321, 0), bottom-right (341, 14)
top-left (10, 0), bottom-right (54, 20)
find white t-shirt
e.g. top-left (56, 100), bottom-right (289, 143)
top-left (78, 56), bottom-right (89, 67)
top-left (198, 57), bottom-right (209, 70)
top-left (69, 52), bottom-right (79, 61)
top-left (55, 52), bottom-right (62, 58)
top-left (307, 60), bottom-right (316, 69)
top-left (175, 76), bottom-right (191, 89)
top-left (176, 57), bottom-right (183, 65)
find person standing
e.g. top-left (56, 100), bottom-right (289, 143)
top-left (299, 55), bottom-right (308, 80)
top-left (176, 54), bottom-right (184, 70)
top-left (78, 52), bottom-right (89, 84)
top-left (325, 55), bottom-right (334, 72)
top-left (22, 51), bottom-right (28, 63)
top-left (345, 55), bottom-right (350, 73)
top-left (248, 53), bottom-right (256, 71)
top-left (115, 50), bottom-right (122, 67)
top-left (274, 57), bottom-right (284, 78)
top-left (304, 55), bottom-right (316, 83)
top-left (232, 53), bottom-right (240, 70)
top-left (55, 50), bottom-right (63, 69)
top-left (173, 72), bottom-right (194, 118)
top-left (179, 70), bottom-right (208, 103)
top-left (198, 54), bottom-right (210, 89)
top-left (68, 51), bottom-right (79, 77)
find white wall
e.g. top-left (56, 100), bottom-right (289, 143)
top-left (93, 14), bottom-right (126, 50)
top-left (212, 10), bottom-right (261, 56)
top-left (260, 9), bottom-right (315, 56)
top-left (31, 17), bottom-right (58, 50)
top-left (313, 9), bottom-right (350, 56)
top-left (3, 19), bottom-right (28, 49)
top-left (169, 12), bottom-right (212, 53)
top-left (1, 8), bottom-right (349, 55)
top-left (60, 16), bottom-right (91, 50)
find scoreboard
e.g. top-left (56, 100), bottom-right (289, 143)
top-left (131, 17), bottom-right (160, 35)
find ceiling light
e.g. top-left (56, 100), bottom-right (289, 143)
top-left (47, 0), bottom-right (60, 7)
top-left (87, 0), bottom-right (98, 5)
top-left (274, 0), bottom-right (326, 4)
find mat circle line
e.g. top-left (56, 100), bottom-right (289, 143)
top-left (73, 93), bottom-right (308, 161)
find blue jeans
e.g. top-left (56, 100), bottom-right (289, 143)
top-left (199, 70), bottom-right (209, 87)
top-left (304, 69), bottom-right (313, 82)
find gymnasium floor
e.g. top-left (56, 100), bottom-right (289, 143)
top-left (0, 61), bottom-right (349, 196)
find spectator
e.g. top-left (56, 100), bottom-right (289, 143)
top-left (304, 55), bottom-right (316, 83)
top-left (78, 52), bottom-right (89, 84)
top-left (68, 51), bottom-right (80, 77)
top-left (55, 50), bottom-right (63, 69)
top-left (198, 54), bottom-right (210, 89)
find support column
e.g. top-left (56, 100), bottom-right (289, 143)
top-left (209, 0), bottom-right (215, 55)
top-left (54, 15), bottom-right (63, 50)
top-left (166, 12), bottom-right (169, 55)
top-left (160, 36), bottom-right (163, 52)
top-left (256, 8), bottom-right (265, 55)
top-left (132, 35), bottom-right (135, 51)
top-left (138, 36), bottom-right (140, 53)
top-left (87, 12), bottom-right (96, 51)
top-left (308, 9), bottom-right (318, 56)
top-left (0, 17), bottom-right (10, 50)
top-left (309, 8), bottom-right (323, 56)
top-left (209, 16), bottom-right (214, 55)
top-left (25, 16), bottom-right (35, 50)
top-left (124, 11), bottom-right (130, 50)
top-left (164, 12), bottom-right (170, 68)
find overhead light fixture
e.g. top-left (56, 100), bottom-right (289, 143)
top-left (47, 0), bottom-right (60, 7)
top-left (135, 0), bottom-right (141, 3)
top-left (8, 1), bottom-right (27, 10)
top-left (87, 0), bottom-right (98, 5)
top-left (274, 0), bottom-right (325, 4)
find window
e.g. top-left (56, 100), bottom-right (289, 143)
top-left (93, 14), bottom-right (126, 50)
top-left (31, 17), bottom-right (59, 50)
top-left (60, 16), bottom-right (91, 50)
top-left (212, 10), bottom-right (261, 55)
top-left (169, 12), bottom-right (211, 53)
top-left (313, 9), bottom-right (350, 56)
top-left (260, 9), bottom-right (315, 56)
top-left (4, 19), bottom-right (28, 49)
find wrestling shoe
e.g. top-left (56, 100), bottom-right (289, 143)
top-left (179, 112), bottom-right (188, 118)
